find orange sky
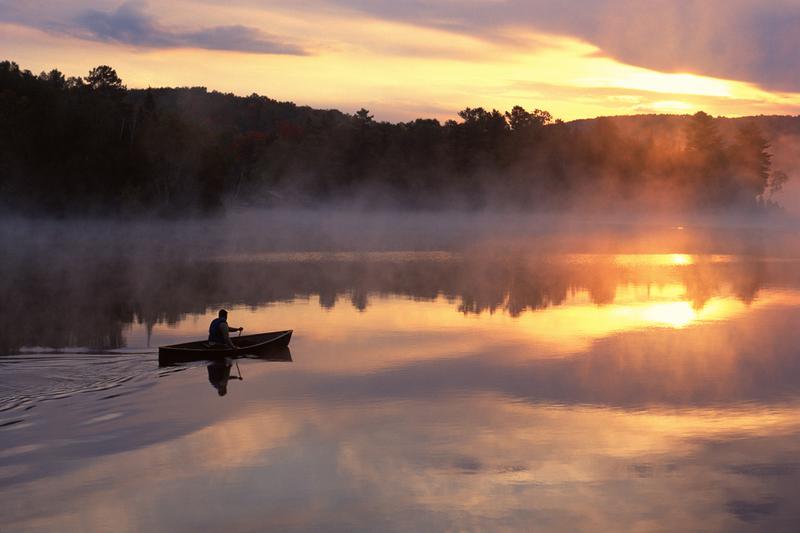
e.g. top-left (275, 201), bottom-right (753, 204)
top-left (2, 1), bottom-right (800, 121)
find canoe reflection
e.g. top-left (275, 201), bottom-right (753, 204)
top-left (206, 347), bottom-right (292, 396)
top-left (207, 358), bottom-right (239, 397)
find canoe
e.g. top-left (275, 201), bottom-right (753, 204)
top-left (159, 344), bottom-right (292, 367)
top-left (158, 330), bottom-right (292, 366)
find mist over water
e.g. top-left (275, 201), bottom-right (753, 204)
top-left (2, 209), bottom-right (800, 531)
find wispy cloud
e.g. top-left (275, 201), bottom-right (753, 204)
top-left (308, 0), bottom-right (800, 92)
top-left (4, 1), bottom-right (799, 89)
top-left (3, 1), bottom-right (307, 55)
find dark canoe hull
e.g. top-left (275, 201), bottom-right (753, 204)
top-left (158, 330), bottom-right (292, 366)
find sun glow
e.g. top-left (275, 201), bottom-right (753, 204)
top-left (608, 254), bottom-right (696, 266)
top-left (637, 301), bottom-right (697, 328)
top-left (669, 254), bottom-right (693, 266)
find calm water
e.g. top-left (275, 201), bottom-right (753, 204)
top-left (1, 212), bottom-right (800, 532)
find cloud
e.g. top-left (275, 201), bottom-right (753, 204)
top-left (3, 1), bottom-right (799, 91)
top-left (4, 1), bottom-right (307, 55)
top-left (311, 0), bottom-right (800, 92)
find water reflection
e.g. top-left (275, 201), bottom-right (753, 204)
top-left (207, 359), bottom-right (242, 396)
top-left (0, 245), bottom-right (795, 355)
top-left (3, 374), bottom-right (798, 531)
top-left (205, 348), bottom-right (292, 397)
top-left (2, 223), bottom-right (800, 531)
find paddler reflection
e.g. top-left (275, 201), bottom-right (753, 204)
top-left (207, 357), bottom-right (243, 396)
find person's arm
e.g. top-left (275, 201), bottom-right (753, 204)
top-left (221, 323), bottom-right (237, 349)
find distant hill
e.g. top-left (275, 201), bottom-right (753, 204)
top-left (569, 113), bottom-right (800, 140)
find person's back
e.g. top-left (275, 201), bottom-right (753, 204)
top-left (208, 309), bottom-right (243, 349)
top-left (208, 316), bottom-right (227, 344)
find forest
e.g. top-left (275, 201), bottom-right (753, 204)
top-left (0, 60), bottom-right (793, 214)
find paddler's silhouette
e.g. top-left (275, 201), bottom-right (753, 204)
top-left (207, 357), bottom-right (242, 396)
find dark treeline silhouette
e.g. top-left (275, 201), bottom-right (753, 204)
top-left (0, 60), bottom-right (793, 214)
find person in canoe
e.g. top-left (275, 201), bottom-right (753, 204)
top-left (208, 309), bottom-right (244, 350)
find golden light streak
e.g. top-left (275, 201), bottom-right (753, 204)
top-left (607, 253), bottom-right (697, 266)
top-left (561, 254), bottom-right (740, 266)
top-left (581, 69), bottom-right (733, 98)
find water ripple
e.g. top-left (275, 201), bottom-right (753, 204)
top-left (0, 352), bottom-right (155, 418)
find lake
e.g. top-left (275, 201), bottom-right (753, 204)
top-left (1, 211), bottom-right (799, 532)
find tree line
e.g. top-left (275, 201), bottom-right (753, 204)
top-left (0, 60), bottom-right (789, 214)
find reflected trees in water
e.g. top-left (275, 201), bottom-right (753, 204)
top-left (0, 242), bottom-right (790, 354)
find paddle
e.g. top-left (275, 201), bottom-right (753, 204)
top-left (234, 329), bottom-right (244, 379)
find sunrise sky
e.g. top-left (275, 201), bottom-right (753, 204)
top-left (3, 0), bottom-right (800, 121)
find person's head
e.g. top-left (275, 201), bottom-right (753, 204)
top-left (218, 309), bottom-right (228, 319)
top-left (218, 385), bottom-right (227, 397)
